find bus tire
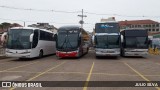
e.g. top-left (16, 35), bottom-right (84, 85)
top-left (19, 58), bottom-right (25, 60)
top-left (39, 50), bottom-right (43, 58)
top-left (86, 48), bottom-right (89, 54)
top-left (96, 56), bottom-right (99, 59)
top-left (122, 53), bottom-right (125, 57)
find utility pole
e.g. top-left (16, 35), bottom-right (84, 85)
top-left (24, 21), bottom-right (25, 27)
top-left (78, 9), bottom-right (87, 28)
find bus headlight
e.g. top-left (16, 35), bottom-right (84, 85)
top-left (6, 49), bottom-right (12, 53)
top-left (6, 49), bottom-right (9, 53)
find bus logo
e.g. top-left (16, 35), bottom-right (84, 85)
top-left (101, 24), bottom-right (114, 28)
top-left (2, 82), bottom-right (11, 87)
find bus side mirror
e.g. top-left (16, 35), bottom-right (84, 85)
top-left (121, 35), bottom-right (124, 43)
top-left (92, 35), bottom-right (95, 45)
top-left (148, 40), bottom-right (151, 44)
top-left (30, 33), bottom-right (34, 42)
top-left (78, 37), bottom-right (81, 46)
top-left (54, 34), bottom-right (57, 41)
top-left (148, 40), bottom-right (152, 46)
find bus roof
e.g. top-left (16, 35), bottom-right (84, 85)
top-left (10, 27), bottom-right (53, 33)
top-left (120, 28), bottom-right (146, 32)
top-left (11, 27), bottom-right (38, 30)
top-left (59, 25), bottom-right (81, 30)
top-left (121, 29), bottom-right (148, 36)
top-left (58, 25), bottom-right (89, 41)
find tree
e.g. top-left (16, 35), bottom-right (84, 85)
top-left (1, 22), bottom-right (11, 32)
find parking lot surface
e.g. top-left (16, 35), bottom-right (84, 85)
top-left (0, 50), bottom-right (160, 90)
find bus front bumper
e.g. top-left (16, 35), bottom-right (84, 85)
top-left (96, 52), bottom-right (120, 56)
top-left (5, 49), bottom-right (32, 58)
top-left (56, 51), bottom-right (78, 58)
top-left (6, 52), bottom-right (31, 58)
top-left (124, 52), bottom-right (148, 56)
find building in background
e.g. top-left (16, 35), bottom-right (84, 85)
top-left (0, 23), bottom-right (22, 46)
top-left (28, 23), bottom-right (57, 34)
top-left (119, 20), bottom-right (160, 33)
top-left (0, 22), bottom-right (22, 33)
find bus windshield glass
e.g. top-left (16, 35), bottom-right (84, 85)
top-left (7, 29), bottom-right (33, 49)
top-left (95, 23), bottom-right (119, 33)
top-left (57, 30), bottom-right (79, 50)
top-left (95, 35), bottom-right (120, 49)
top-left (125, 37), bottom-right (148, 48)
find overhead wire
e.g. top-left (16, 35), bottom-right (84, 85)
top-left (0, 5), bottom-right (81, 13)
top-left (1, 5), bottom-right (160, 17)
top-left (0, 5), bottom-right (160, 26)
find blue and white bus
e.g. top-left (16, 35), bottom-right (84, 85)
top-left (4, 27), bottom-right (56, 58)
top-left (93, 19), bottom-right (121, 57)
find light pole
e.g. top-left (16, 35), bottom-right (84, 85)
top-left (78, 9), bottom-right (87, 28)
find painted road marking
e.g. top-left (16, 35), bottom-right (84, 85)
top-left (124, 62), bottom-right (160, 90)
top-left (48, 71), bottom-right (88, 75)
top-left (0, 58), bottom-right (17, 63)
top-left (9, 61), bottom-right (66, 90)
top-left (156, 63), bottom-right (160, 65)
top-left (0, 61), bottom-right (11, 65)
top-left (0, 61), bottom-right (40, 72)
top-left (0, 71), bottom-right (87, 75)
top-left (92, 73), bottom-right (138, 76)
top-left (2, 70), bottom-right (160, 77)
top-left (83, 62), bottom-right (94, 90)
top-left (26, 61), bottom-right (66, 81)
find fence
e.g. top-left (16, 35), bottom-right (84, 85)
top-left (148, 47), bottom-right (160, 55)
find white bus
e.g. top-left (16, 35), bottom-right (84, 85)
top-left (4, 27), bottom-right (56, 58)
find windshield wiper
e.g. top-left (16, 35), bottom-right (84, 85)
top-left (66, 37), bottom-right (73, 48)
top-left (15, 37), bottom-right (24, 49)
top-left (60, 36), bottom-right (73, 49)
top-left (60, 36), bottom-right (67, 49)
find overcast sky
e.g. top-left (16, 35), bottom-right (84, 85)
top-left (0, 0), bottom-right (160, 32)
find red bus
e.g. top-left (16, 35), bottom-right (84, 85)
top-left (56, 26), bottom-right (89, 58)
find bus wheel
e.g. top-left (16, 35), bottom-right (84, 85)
top-left (86, 48), bottom-right (89, 54)
top-left (39, 50), bottom-right (43, 58)
top-left (96, 56), bottom-right (99, 59)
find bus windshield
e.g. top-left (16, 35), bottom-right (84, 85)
top-left (57, 30), bottom-right (79, 50)
top-left (95, 35), bottom-right (120, 49)
top-left (7, 29), bottom-right (33, 49)
top-left (125, 37), bottom-right (148, 49)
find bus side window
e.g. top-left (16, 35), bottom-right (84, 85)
top-left (32, 30), bottom-right (39, 48)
